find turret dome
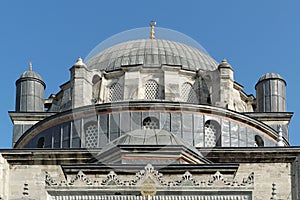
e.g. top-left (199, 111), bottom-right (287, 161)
top-left (19, 70), bottom-right (43, 80)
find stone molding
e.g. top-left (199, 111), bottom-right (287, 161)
top-left (45, 164), bottom-right (254, 188)
top-left (51, 195), bottom-right (250, 200)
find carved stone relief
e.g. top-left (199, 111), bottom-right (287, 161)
top-left (45, 164), bottom-right (254, 188)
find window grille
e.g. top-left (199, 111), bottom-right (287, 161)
top-left (205, 123), bottom-right (217, 147)
top-left (144, 80), bottom-right (159, 99)
top-left (143, 117), bottom-right (159, 130)
top-left (181, 82), bottom-right (198, 103)
top-left (109, 83), bottom-right (122, 102)
top-left (85, 123), bottom-right (98, 148)
top-left (204, 121), bottom-right (221, 147)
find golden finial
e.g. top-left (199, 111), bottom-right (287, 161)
top-left (150, 21), bottom-right (156, 39)
top-left (29, 61), bottom-right (33, 71)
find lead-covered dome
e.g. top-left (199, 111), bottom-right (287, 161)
top-left (19, 70), bottom-right (43, 80)
top-left (86, 39), bottom-right (218, 72)
top-left (257, 73), bottom-right (286, 85)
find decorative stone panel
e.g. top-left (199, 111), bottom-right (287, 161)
top-left (46, 164), bottom-right (254, 199)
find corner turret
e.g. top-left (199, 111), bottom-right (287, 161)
top-left (10, 62), bottom-right (49, 147)
top-left (255, 73), bottom-right (286, 112)
top-left (15, 62), bottom-right (46, 112)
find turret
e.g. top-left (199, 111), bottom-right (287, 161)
top-left (15, 62), bottom-right (45, 112)
top-left (255, 73), bottom-right (286, 112)
top-left (218, 59), bottom-right (234, 109)
top-left (70, 57), bottom-right (93, 108)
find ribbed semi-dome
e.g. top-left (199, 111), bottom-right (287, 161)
top-left (108, 129), bottom-right (204, 157)
top-left (110, 129), bottom-right (191, 146)
top-left (91, 129), bottom-right (211, 164)
top-left (86, 39), bottom-right (218, 72)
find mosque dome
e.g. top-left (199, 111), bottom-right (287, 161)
top-left (11, 25), bottom-right (290, 150)
top-left (86, 39), bottom-right (218, 72)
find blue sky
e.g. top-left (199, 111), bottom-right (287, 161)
top-left (0, 0), bottom-right (300, 148)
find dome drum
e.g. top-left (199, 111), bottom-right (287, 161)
top-left (67, 63), bottom-right (213, 109)
top-left (14, 102), bottom-right (286, 149)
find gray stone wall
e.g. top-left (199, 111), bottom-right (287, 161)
top-left (292, 157), bottom-right (299, 200)
top-left (0, 154), bottom-right (9, 200)
top-left (235, 163), bottom-right (292, 200)
top-left (0, 161), bottom-right (293, 200)
top-left (12, 124), bottom-right (32, 147)
top-left (8, 164), bottom-right (62, 200)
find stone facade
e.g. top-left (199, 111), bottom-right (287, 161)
top-left (3, 26), bottom-right (298, 199)
top-left (0, 149), bottom-right (299, 199)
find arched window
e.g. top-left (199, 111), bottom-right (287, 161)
top-left (108, 82), bottom-right (122, 102)
top-left (204, 120), bottom-right (221, 147)
top-left (255, 135), bottom-right (264, 147)
top-left (201, 78), bottom-right (211, 104)
top-left (84, 122), bottom-right (98, 148)
top-left (143, 117), bottom-right (160, 130)
top-left (37, 137), bottom-right (45, 148)
top-left (181, 82), bottom-right (199, 103)
top-left (144, 80), bottom-right (160, 100)
top-left (92, 75), bottom-right (101, 84)
top-left (92, 75), bottom-right (101, 102)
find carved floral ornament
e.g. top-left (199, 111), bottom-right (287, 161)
top-left (45, 164), bottom-right (254, 188)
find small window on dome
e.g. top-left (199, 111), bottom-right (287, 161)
top-left (143, 117), bottom-right (159, 130)
top-left (144, 80), bottom-right (160, 100)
